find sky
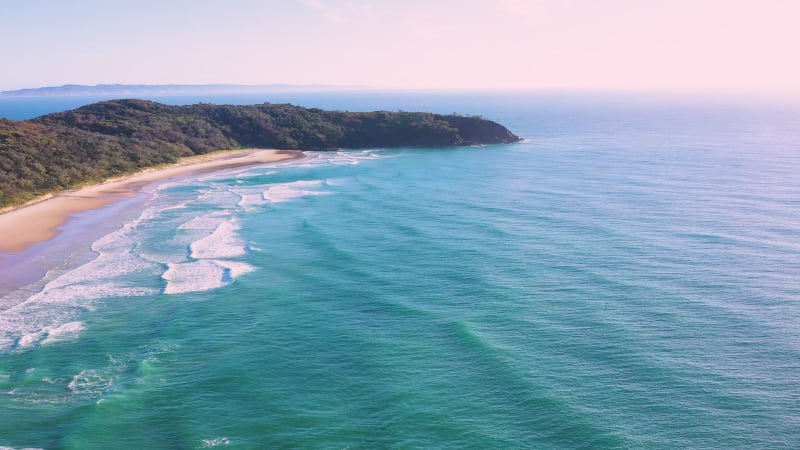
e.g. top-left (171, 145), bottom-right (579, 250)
top-left (1, 0), bottom-right (799, 94)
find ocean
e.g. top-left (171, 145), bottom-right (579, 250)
top-left (1, 91), bottom-right (799, 448)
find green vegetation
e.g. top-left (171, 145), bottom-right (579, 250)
top-left (0, 99), bottom-right (520, 207)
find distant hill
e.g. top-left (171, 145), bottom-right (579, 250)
top-left (0, 83), bottom-right (361, 97)
top-left (0, 99), bottom-right (520, 207)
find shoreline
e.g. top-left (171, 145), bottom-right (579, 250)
top-left (0, 149), bottom-right (303, 253)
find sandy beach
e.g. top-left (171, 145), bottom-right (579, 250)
top-left (0, 149), bottom-right (303, 253)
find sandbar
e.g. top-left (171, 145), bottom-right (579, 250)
top-left (0, 149), bottom-right (303, 253)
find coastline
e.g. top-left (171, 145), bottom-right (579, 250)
top-left (0, 149), bottom-right (303, 253)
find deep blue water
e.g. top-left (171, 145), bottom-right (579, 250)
top-left (1, 92), bottom-right (800, 448)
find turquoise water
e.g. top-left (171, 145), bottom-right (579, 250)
top-left (2, 93), bottom-right (800, 448)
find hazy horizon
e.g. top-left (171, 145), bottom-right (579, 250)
top-left (3, 83), bottom-right (799, 104)
top-left (2, 0), bottom-right (798, 96)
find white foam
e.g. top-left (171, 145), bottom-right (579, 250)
top-left (1, 281), bottom-right (157, 351)
top-left (196, 189), bottom-right (241, 208)
top-left (324, 149), bottom-right (384, 165)
top-left (16, 321), bottom-right (86, 348)
top-left (178, 212), bottom-right (228, 230)
top-left (262, 179), bottom-right (329, 203)
top-left (171, 213), bottom-right (234, 255)
top-left (227, 179), bottom-right (332, 208)
top-left (289, 180), bottom-right (324, 188)
top-left (88, 200), bottom-right (187, 257)
top-left (231, 168), bottom-right (278, 180)
top-left (281, 150), bottom-right (385, 169)
top-left (200, 437), bottom-right (231, 447)
top-left (221, 260), bottom-right (256, 278)
top-left (190, 221), bottom-right (247, 259)
top-left (41, 321), bottom-right (86, 345)
top-left (162, 261), bottom-right (226, 294)
top-left (236, 188), bottom-right (267, 208)
top-left (0, 196), bottom-right (174, 352)
top-left (43, 252), bottom-right (154, 294)
top-left (68, 369), bottom-right (113, 395)
top-left (162, 260), bottom-right (254, 294)
top-left (159, 200), bottom-right (191, 212)
top-left (17, 332), bottom-right (44, 348)
top-left (155, 209), bottom-right (257, 295)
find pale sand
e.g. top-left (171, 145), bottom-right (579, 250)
top-left (0, 149), bottom-right (303, 253)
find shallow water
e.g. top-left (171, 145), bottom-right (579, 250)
top-left (1, 93), bottom-right (800, 448)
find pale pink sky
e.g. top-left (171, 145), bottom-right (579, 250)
top-left (2, 0), bottom-right (798, 94)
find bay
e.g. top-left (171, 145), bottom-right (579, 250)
top-left (1, 92), bottom-right (799, 448)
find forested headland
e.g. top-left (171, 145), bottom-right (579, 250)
top-left (0, 99), bottom-right (520, 207)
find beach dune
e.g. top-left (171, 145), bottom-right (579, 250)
top-left (0, 149), bottom-right (302, 253)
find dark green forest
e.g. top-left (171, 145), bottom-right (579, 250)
top-left (0, 99), bottom-right (520, 207)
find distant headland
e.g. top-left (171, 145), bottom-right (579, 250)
top-left (0, 84), bottom-right (363, 97)
top-left (0, 99), bottom-right (520, 208)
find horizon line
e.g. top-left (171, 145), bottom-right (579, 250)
top-left (2, 83), bottom-right (799, 103)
